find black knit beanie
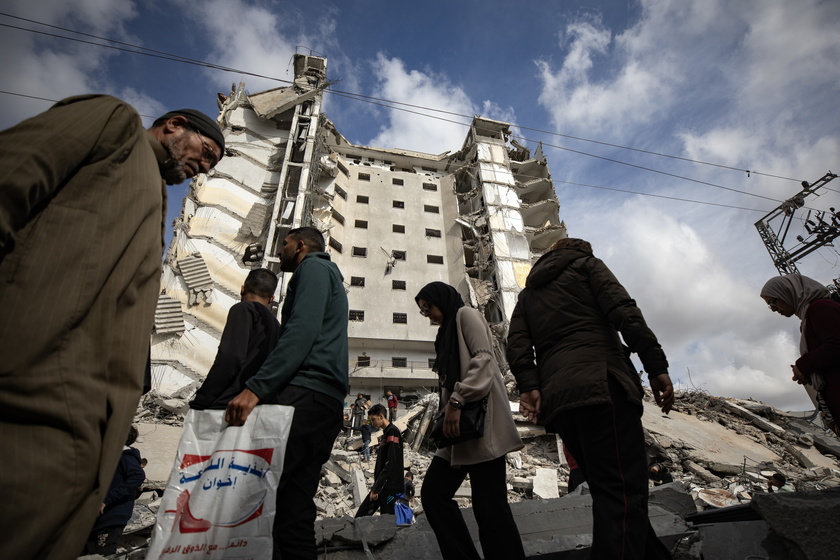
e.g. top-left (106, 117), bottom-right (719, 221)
top-left (160, 108), bottom-right (225, 157)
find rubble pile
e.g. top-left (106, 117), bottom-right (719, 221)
top-left (96, 388), bottom-right (840, 558)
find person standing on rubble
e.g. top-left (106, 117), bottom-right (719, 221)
top-left (189, 268), bottom-right (281, 410)
top-left (507, 237), bottom-right (674, 560)
top-left (0, 96), bottom-right (223, 560)
top-left (350, 417), bottom-right (374, 462)
top-left (355, 404), bottom-right (404, 517)
top-left (415, 281), bottom-right (525, 560)
top-left (225, 226), bottom-right (348, 560)
top-left (761, 273), bottom-right (840, 434)
top-left (352, 392), bottom-right (367, 428)
top-left (386, 389), bottom-right (399, 422)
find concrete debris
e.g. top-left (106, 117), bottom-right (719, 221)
top-left (109, 387), bottom-right (840, 558)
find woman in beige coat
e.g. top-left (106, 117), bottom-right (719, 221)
top-left (415, 282), bottom-right (524, 560)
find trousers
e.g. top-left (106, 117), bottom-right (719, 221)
top-left (272, 385), bottom-right (343, 560)
top-left (422, 454), bottom-right (525, 560)
top-left (549, 375), bottom-right (671, 560)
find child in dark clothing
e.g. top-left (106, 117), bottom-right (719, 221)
top-left (82, 425), bottom-right (146, 556)
top-left (350, 419), bottom-right (373, 461)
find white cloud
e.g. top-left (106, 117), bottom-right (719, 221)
top-left (535, 0), bottom-right (840, 411)
top-left (0, 0), bottom-right (140, 128)
top-left (366, 54), bottom-right (475, 154)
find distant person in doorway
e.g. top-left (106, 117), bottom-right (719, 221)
top-left (415, 282), bottom-right (525, 560)
top-left (507, 237), bottom-right (674, 560)
top-left (761, 274), bottom-right (840, 435)
top-left (190, 268), bottom-right (280, 410)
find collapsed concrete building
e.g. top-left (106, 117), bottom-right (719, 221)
top-left (149, 53), bottom-right (566, 404)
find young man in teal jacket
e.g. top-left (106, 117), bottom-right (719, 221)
top-left (226, 226), bottom-right (348, 560)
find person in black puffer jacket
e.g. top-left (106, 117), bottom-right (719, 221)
top-left (507, 237), bottom-right (674, 560)
top-left (82, 425), bottom-right (146, 556)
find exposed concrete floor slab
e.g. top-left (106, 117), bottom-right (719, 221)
top-left (641, 401), bottom-right (781, 465)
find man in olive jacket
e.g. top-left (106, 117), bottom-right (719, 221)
top-left (0, 96), bottom-right (222, 560)
top-left (507, 237), bottom-right (674, 560)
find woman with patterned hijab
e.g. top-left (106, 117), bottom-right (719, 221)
top-left (761, 274), bottom-right (840, 430)
top-left (414, 282), bottom-right (524, 560)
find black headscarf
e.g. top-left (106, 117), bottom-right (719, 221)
top-left (415, 282), bottom-right (465, 392)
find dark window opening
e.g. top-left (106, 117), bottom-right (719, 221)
top-left (349, 310), bottom-right (365, 321)
top-left (427, 255), bottom-right (444, 264)
top-left (393, 313), bottom-right (407, 324)
top-left (350, 276), bottom-right (365, 287)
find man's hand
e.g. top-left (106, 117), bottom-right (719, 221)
top-left (99, 503), bottom-right (106, 516)
top-left (370, 491), bottom-right (378, 501)
top-left (519, 390), bottom-right (541, 424)
top-left (650, 373), bottom-right (674, 414)
top-left (443, 404), bottom-right (461, 439)
top-left (791, 364), bottom-right (808, 385)
top-left (225, 388), bottom-right (260, 426)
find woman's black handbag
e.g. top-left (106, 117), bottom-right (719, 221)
top-left (429, 397), bottom-right (488, 448)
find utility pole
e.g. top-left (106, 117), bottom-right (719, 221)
top-left (754, 171), bottom-right (840, 290)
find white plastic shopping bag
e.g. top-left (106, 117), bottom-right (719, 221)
top-left (146, 405), bottom-right (294, 560)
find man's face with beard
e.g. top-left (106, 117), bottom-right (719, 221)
top-left (159, 124), bottom-right (221, 185)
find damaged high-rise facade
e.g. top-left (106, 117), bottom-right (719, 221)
top-left (150, 54), bottom-right (566, 401)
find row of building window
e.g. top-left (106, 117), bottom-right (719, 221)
top-left (327, 242), bottom-right (444, 264)
top-left (332, 181), bottom-right (438, 200)
top-left (332, 209), bottom-right (440, 226)
top-left (348, 278), bottom-right (408, 289)
top-left (348, 311), bottom-right (432, 325)
top-left (357, 356), bottom-right (436, 368)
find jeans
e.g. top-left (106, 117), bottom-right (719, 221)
top-left (422, 455), bottom-right (525, 560)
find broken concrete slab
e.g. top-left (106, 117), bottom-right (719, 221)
top-left (750, 488), bottom-right (840, 560)
top-left (533, 468), bottom-right (560, 499)
top-left (649, 482), bottom-right (698, 518)
top-left (312, 490), bottom-right (688, 560)
top-left (720, 399), bottom-right (787, 436)
top-left (696, 520), bottom-right (771, 560)
top-left (351, 467), bottom-right (367, 507)
top-left (642, 401), bottom-right (781, 465)
top-left (684, 460), bottom-right (722, 484)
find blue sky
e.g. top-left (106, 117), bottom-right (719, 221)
top-left (2, 0), bottom-right (839, 411)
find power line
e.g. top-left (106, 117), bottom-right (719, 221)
top-left (0, 11), bottom-right (807, 186)
top-left (554, 180), bottom-right (771, 212)
top-left (1, 13), bottom-right (831, 212)
top-left (0, 86), bottom-right (827, 217)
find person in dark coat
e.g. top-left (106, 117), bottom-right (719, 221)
top-left (83, 425), bottom-right (146, 556)
top-left (190, 268), bottom-right (280, 410)
top-left (355, 404), bottom-right (404, 517)
top-left (507, 238), bottom-right (674, 560)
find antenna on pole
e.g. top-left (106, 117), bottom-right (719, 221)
top-left (754, 171), bottom-right (839, 290)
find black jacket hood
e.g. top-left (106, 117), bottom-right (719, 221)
top-left (526, 247), bottom-right (592, 289)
